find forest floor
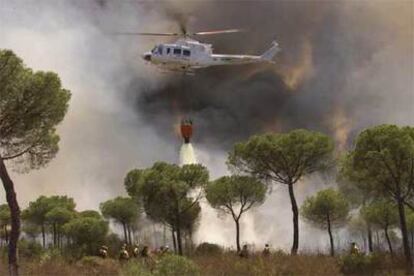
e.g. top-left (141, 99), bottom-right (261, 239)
top-left (0, 251), bottom-right (408, 275)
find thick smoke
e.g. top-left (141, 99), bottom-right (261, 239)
top-left (0, 0), bottom-right (412, 252)
top-left (135, 1), bottom-right (413, 150)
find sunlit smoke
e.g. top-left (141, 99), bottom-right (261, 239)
top-left (329, 107), bottom-right (352, 152)
top-left (277, 39), bottom-right (314, 90)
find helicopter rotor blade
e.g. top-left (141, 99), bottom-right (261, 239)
top-left (113, 32), bottom-right (181, 36)
top-left (191, 29), bottom-right (245, 36)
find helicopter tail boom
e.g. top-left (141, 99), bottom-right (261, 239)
top-left (260, 41), bottom-right (281, 62)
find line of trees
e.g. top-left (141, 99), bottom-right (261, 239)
top-left (121, 124), bottom-right (414, 270)
top-left (0, 124), bottom-right (412, 272)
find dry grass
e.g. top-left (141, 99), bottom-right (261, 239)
top-left (1, 257), bottom-right (121, 276)
top-left (194, 252), bottom-right (341, 276)
top-left (0, 252), bottom-right (409, 275)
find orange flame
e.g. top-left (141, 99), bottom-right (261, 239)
top-left (277, 39), bottom-right (314, 90)
top-left (329, 108), bottom-right (352, 152)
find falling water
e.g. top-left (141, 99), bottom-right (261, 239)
top-left (179, 143), bottom-right (197, 165)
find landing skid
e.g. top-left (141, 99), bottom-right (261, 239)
top-left (157, 67), bottom-right (195, 76)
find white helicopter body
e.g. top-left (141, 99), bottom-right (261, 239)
top-left (142, 38), bottom-right (280, 72)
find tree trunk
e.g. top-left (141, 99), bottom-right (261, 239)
top-left (4, 224), bottom-right (9, 243)
top-left (122, 222), bottom-right (128, 244)
top-left (235, 218), bottom-right (241, 252)
top-left (163, 224), bottom-right (166, 245)
top-left (189, 230), bottom-right (194, 254)
top-left (411, 230), bottom-right (413, 251)
top-left (176, 216), bottom-right (183, 255)
top-left (327, 213), bottom-right (334, 256)
top-left (41, 224), bottom-right (45, 248)
top-left (397, 198), bottom-right (412, 269)
top-left (0, 157), bottom-right (20, 276)
top-left (127, 224), bottom-right (132, 245)
top-left (367, 223), bottom-right (373, 253)
top-left (171, 228), bottom-right (177, 253)
top-left (53, 223), bottom-right (57, 247)
top-left (384, 225), bottom-right (393, 256)
top-left (288, 183), bottom-right (299, 255)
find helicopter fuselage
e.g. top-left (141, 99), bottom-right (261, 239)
top-left (142, 38), bottom-right (279, 72)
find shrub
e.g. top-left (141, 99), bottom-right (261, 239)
top-left (78, 256), bottom-right (104, 267)
top-left (341, 253), bottom-right (384, 274)
top-left (76, 256), bottom-right (120, 274)
top-left (195, 242), bottom-right (223, 256)
top-left (18, 239), bottom-right (43, 259)
top-left (121, 261), bottom-right (152, 276)
top-left (105, 233), bottom-right (123, 258)
top-left (155, 254), bottom-right (200, 276)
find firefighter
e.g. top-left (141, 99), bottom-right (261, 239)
top-left (133, 244), bottom-right (140, 258)
top-left (119, 244), bottom-right (130, 261)
top-left (157, 246), bottom-right (165, 256)
top-left (262, 244), bottom-right (270, 257)
top-left (350, 242), bottom-right (360, 255)
top-left (159, 245), bottom-right (170, 257)
top-left (98, 245), bottom-right (108, 259)
top-left (239, 244), bottom-right (249, 258)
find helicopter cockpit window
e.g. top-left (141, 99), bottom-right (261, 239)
top-left (183, 49), bottom-right (191, 56)
top-left (151, 46), bottom-right (157, 54)
top-left (158, 45), bottom-right (163, 54)
top-left (167, 48), bottom-right (170, 54)
top-left (173, 48), bottom-right (181, 55)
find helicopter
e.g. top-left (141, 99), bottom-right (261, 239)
top-left (117, 27), bottom-right (280, 73)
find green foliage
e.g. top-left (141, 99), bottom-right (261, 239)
top-left (228, 129), bottom-right (334, 184)
top-left (337, 153), bottom-right (376, 208)
top-left (121, 261), bottom-right (152, 276)
top-left (22, 195), bottom-right (76, 247)
top-left (124, 169), bottom-right (145, 199)
top-left (180, 200), bottom-right (201, 234)
top-left (104, 233), bottom-right (123, 258)
top-left (228, 130), bottom-right (334, 254)
top-left (0, 204), bottom-right (10, 226)
top-left (100, 197), bottom-right (139, 225)
top-left (348, 125), bottom-right (414, 262)
top-left (195, 242), bottom-right (223, 256)
top-left (0, 49), bottom-right (71, 169)
top-left (361, 199), bottom-right (398, 229)
top-left (21, 223), bottom-right (40, 241)
top-left (79, 210), bottom-right (102, 219)
top-left (22, 196), bottom-right (51, 226)
top-left (351, 125), bottom-right (414, 201)
top-left (125, 162), bottom-right (209, 254)
top-left (46, 207), bottom-right (74, 226)
top-left (406, 209), bottom-right (414, 232)
top-left (301, 188), bottom-right (349, 229)
top-left (23, 195), bottom-right (76, 226)
top-left (18, 239), bottom-right (43, 259)
top-left (206, 175), bottom-right (267, 215)
top-left (77, 255), bottom-right (103, 267)
top-left (206, 175), bottom-right (267, 250)
top-left (340, 253), bottom-right (383, 275)
top-left (155, 254), bottom-right (200, 276)
top-left (63, 216), bottom-right (108, 256)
